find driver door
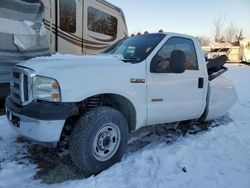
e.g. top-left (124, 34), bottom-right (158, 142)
top-left (147, 37), bottom-right (206, 125)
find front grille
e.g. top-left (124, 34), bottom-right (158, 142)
top-left (10, 66), bottom-right (35, 105)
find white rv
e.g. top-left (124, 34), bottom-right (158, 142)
top-left (239, 39), bottom-right (250, 63)
top-left (42, 0), bottom-right (128, 55)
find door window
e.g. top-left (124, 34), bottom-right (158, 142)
top-left (59, 0), bottom-right (76, 33)
top-left (87, 7), bottom-right (117, 37)
top-left (151, 37), bottom-right (198, 73)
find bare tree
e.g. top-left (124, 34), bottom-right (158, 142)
top-left (234, 30), bottom-right (244, 46)
top-left (213, 16), bottom-right (244, 45)
top-left (224, 23), bottom-right (239, 44)
top-left (213, 16), bottom-right (225, 43)
top-left (197, 36), bottom-right (211, 46)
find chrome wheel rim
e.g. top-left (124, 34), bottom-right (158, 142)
top-left (92, 123), bottom-right (121, 161)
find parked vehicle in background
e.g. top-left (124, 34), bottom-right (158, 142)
top-left (0, 0), bottom-right (128, 100)
top-left (6, 33), bottom-right (237, 175)
top-left (42, 0), bottom-right (128, 55)
top-left (206, 48), bottom-right (229, 60)
top-left (202, 39), bottom-right (250, 63)
top-left (239, 39), bottom-right (250, 63)
top-left (202, 43), bottom-right (232, 61)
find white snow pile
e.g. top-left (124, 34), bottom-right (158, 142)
top-left (0, 64), bottom-right (250, 188)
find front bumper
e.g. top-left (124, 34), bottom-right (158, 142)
top-left (5, 97), bottom-right (77, 147)
top-left (6, 109), bottom-right (65, 146)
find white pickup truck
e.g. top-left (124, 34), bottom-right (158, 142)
top-left (5, 33), bottom-right (237, 175)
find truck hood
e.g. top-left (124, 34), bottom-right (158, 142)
top-left (18, 54), bottom-right (126, 75)
top-left (17, 54), bottom-right (146, 103)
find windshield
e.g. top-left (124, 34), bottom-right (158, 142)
top-left (102, 34), bottom-right (166, 63)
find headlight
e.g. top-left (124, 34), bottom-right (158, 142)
top-left (32, 76), bottom-right (61, 102)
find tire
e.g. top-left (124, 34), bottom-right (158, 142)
top-left (69, 106), bottom-right (128, 175)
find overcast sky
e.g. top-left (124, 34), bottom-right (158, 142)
top-left (109, 0), bottom-right (250, 39)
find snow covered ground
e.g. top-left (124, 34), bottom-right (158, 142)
top-left (0, 64), bottom-right (250, 188)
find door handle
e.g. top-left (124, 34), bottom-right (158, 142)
top-left (198, 77), bottom-right (204, 89)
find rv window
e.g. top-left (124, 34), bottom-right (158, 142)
top-left (59, 0), bottom-right (76, 33)
top-left (88, 7), bottom-right (118, 37)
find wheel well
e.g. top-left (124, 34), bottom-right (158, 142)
top-left (60, 94), bottom-right (137, 147)
top-left (103, 94), bottom-right (136, 132)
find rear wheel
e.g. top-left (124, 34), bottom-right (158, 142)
top-left (69, 106), bottom-right (128, 175)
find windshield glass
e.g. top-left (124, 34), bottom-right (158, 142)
top-left (102, 34), bottom-right (166, 63)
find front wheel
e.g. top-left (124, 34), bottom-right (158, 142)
top-left (69, 106), bottom-right (128, 175)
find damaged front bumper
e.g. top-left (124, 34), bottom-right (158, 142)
top-left (6, 109), bottom-right (65, 147)
top-left (5, 97), bottom-right (77, 147)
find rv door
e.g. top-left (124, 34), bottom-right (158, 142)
top-left (43, 0), bottom-right (83, 54)
top-left (56, 0), bottom-right (83, 55)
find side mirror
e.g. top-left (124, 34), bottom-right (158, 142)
top-left (169, 50), bottom-right (186, 74)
